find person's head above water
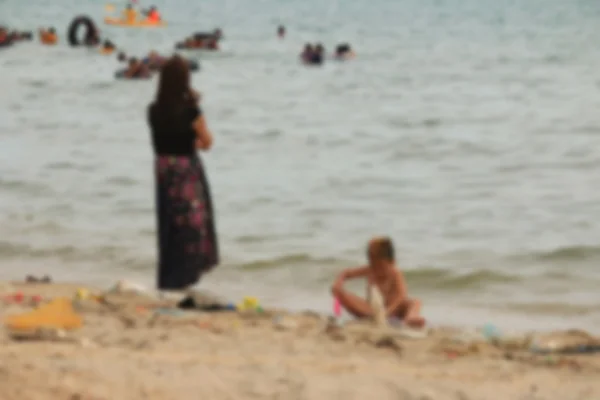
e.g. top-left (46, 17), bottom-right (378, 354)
top-left (155, 55), bottom-right (193, 109)
top-left (48, 27), bottom-right (56, 34)
top-left (118, 52), bottom-right (127, 61)
top-left (315, 43), bottom-right (324, 54)
top-left (303, 43), bottom-right (313, 53)
top-left (128, 57), bottom-right (138, 67)
top-left (126, 4), bottom-right (133, 9)
top-left (366, 236), bottom-right (395, 272)
top-left (277, 25), bottom-right (285, 37)
top-left (335, 43), bottom-right (351, 55)
top-left (337, 43), bottom-right (349, 51)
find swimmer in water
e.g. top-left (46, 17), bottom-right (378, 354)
top-left (310, 43), bottom-right (324, 65)
top-left (187, 33), bottom-right (218, 50)
top-left (192, 34), bottom-right (205, 48)
top-left (334, 43), bottom-right (356, 60)
top-left (206, 37), bottom-right (218, 50)
top-left (117, 51), bottom-right (127, 62)
top-left (9, 31), bottom-right (22, 42)
top-left (277, 25), bottom-right (285, 38)
top-left (0, 27), bottom-right (9, 45)
top-left (144, 50), bottom-right (166, 70)
top-left (123, 4), bottom-right (138, 24)
top-left (124, 57), bottom-right (150, 78)
top-left (181, 36), bottom-right (193, 48)
top-left (39, 27), bottom-right (57, 44)
top-left (145, 6), bottom-right (161, 22)
top-left (101, 40), bottom-right (116, 54)
top-left (300, 43), bottom-right (314, 64)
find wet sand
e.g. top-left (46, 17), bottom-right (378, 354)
top-left (0, 281), bottom-right (598, 400)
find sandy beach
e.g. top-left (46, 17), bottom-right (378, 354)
top-left (0, 280), bottom-right (598, 400)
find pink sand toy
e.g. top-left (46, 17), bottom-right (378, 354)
top-left (333, 297), bottom-right (342, 317)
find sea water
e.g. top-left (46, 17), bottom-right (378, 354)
top-left (1, 0), bottom-right (600, 332)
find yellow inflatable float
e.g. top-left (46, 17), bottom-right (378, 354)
top-left (104, 17), bottom-right (166, 27)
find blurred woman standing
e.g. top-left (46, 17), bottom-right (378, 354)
top-left (147, 55), bottom-right (219, 291)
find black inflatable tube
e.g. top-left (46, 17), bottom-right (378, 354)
top-left (68, 15), bottom-right (99, 47)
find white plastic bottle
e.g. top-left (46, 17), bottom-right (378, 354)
top-left (368, 285), bottom-right (387, 327)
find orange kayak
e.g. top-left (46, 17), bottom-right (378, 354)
top-left (104, 17), bottom-right (166, 27)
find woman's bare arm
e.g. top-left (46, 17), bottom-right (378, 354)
top-left (192, 114), bottom-right (213, 150)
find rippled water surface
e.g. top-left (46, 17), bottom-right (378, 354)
top-left (2, 0), bottom-right (600, 331)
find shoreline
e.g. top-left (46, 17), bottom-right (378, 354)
top-left (0, 280), bottom-right (599, 400)
top-left (2, 267), bottom-right (597, 334)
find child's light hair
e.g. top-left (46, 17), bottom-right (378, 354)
top-left (368, 236), bottom-right (395, 262)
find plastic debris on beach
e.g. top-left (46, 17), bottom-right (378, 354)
top-left (73, 288), bottom-right (103, 303)
top-left (237, 296), bottom-right (263, 313)
top-left (529, 330), bottom-right (600, 355)
top-left (108, 280), bottom-right (148, 295)
top-left (177, 291), bottom-right (236, 312)
top-left (4, 297), bottom-right (83, 335)
top-left (3, 292), bottom-right (43, 305)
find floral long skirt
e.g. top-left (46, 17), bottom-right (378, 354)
top-left (155, 154), bottom-right (219, 290)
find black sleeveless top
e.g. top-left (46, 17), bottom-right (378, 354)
top-left (148, 103), bottom-right (202, 156)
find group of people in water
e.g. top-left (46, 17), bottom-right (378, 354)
top-left (120, 4), bottom-right (162, 24)
top-left (300, 42), bottom-right (356, 65)
top-left (175, 29), bottom-right (223, 51)
top-left (0, 25), bottom-right (99, 48)
top-left (116, 51), bottom-right (166, 79)
top-left (113, 50), bottom-right (200, 79)
top-left (0, 27), bottom-right (33, 47)
top-left (2, 17), bottom-right (356, 80)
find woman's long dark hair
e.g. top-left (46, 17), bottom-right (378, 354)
top-left (154, 55), bottom-right (194, 118)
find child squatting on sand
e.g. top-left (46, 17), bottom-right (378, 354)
top-left (331, 237), bottom-right (425, 328)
